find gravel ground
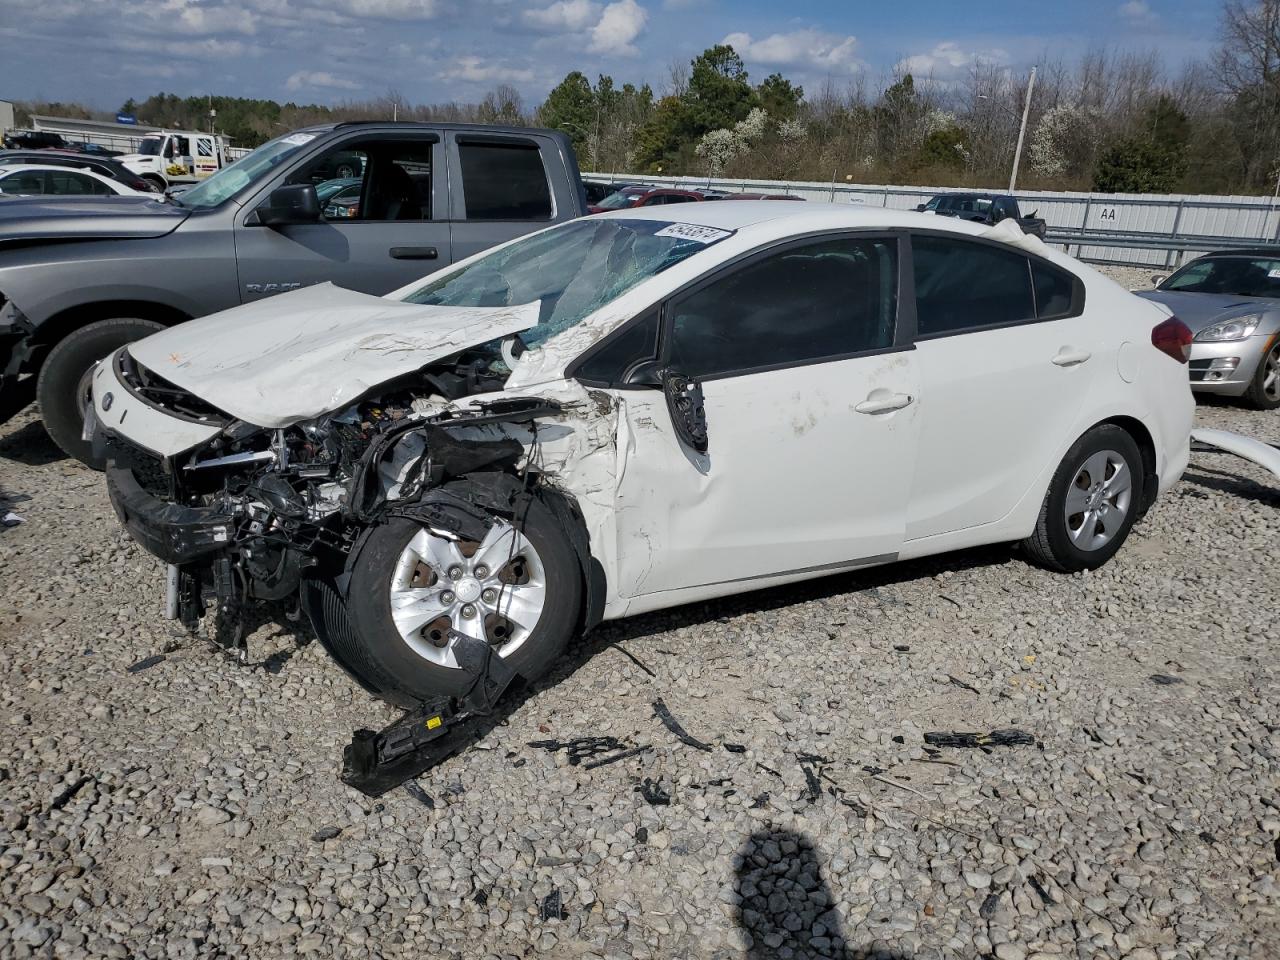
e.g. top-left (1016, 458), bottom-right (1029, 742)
top-left (1, 266), bottom-right (1278, 959)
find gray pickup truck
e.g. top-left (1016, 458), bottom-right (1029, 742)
top-left (0, 122), bottom-right (586, 464)
top-left (916, 193), bottom-right (1048, 239)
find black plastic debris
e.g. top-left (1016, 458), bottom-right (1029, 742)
top-left (1150, 674), bottom-right (1185, 685)
top-left (635, 826), bottom-right (649, 844)
top-left (979, 892), bottom-right (1000, 919)
top-left (948, 675), bottom-right (980, 695)
top-left (126, 654), bottom-right (166, 674)
top-left (749, 792), bottom-right (771, 809)
top-left (800, 764), bottom-right (822, 804)
top-left (540, 888), bottom-right (566, 921)
top-left (723, 743), bottom-right (747, 754)
top-left (401, 781), bottom-right (436, 809)
top-left (1028, 874), bottom-right (1057, 906)
top-left (584, 745), bottom-right (650, 770)
top-left (637, 778), bottom-right (671, 806)
top-left (1199, 831), bottom-right (1217, 844)
top-left (651, 698), bottom-right (712, 751)
top-left (893, 644), bottom-right (911, 652)
top-left (528, 736), bottom-right (649, 769)
top-left (311, 826), bottom-right (342, 842)
top-left (612, 643), bottom-right (656, 677)
top-left (473, 886), bottom-right (490, 906)
top-left (924, 729), bottom-right (1037, 749)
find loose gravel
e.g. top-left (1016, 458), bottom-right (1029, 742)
top-left (1, 267), bottom-right (1277, 959)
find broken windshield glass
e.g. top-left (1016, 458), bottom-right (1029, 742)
top-left (404, 218), bottom-right (732, 348)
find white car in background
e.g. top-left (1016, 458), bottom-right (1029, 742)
top-left (90, 203), bottom-right (1195, 707)
top-left (0, 163), bottom-right (151, 198)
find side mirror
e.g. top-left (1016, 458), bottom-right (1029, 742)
top-left (660, 367), bottom-right (708, 454)
top-left (915, 203), bottom-right (926, 212)
top-left (255, 184), bottom-right (322, 226)
top-left (1150, 274), bottom-right (1167, 288)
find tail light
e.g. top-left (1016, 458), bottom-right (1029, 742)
top-left (1151, 316), bottom-right (1192, 364)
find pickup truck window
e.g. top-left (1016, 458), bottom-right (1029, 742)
top-left (178, 132), bottom-right (314, 210)
top-left (459, 141), bottom-right (552, 221)
top-left (293, 141), bottom-right (433, 222)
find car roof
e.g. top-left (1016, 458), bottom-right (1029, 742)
top-left (1191, 248), bottom-right (1280, 260)
top-left (0, 163), bottom-right (108, 174)
top-left (594, 200), bottom-right (1002, 238)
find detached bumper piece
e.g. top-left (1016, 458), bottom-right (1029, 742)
top-left (0, 301), bottom-right (37, 423)
top-left (105, 465), bottom-right (236, 564)
top-left (341, 631), bottom-right (519, 797)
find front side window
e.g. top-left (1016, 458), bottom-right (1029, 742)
top-left (0, 171), bottom-right (44, 194)
top-left (291, 140), bottom-right (432, 222)
top-left (667, 236), bottom-right (898, 379)
top-left (405, 218), bottom-right (728, 348)
top-left (912, 235), bottom-right (1035, 337)
top-left (1163, 257), bottom-right (1280, 298)
top-left (459, 141), bottom-right (552, 220)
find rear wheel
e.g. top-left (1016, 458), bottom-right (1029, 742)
top-left (36, 317), bottom-right (165, 467)
top-left (340, 490), bottom-right (582, 706)
top-left (1243, 338), bottom-right (1280, 410)
top-left (143, 174), bottom-right (167, 192)
top-left (1022, 424), bottom-right (1143, 573)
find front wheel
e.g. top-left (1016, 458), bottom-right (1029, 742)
top-left (1021, 424), bottom-right (1144, 573)
top-left (36, 318), bottom-right (165, 467)
top-left (338, 490), bottom-right (582, 706)
top-left (1243, 338), bottom-right (1280, 410)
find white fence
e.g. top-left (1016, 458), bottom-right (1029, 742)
top-left (584, 172), bottom-right (1280, 269)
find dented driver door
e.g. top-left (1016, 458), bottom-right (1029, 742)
top-left (610, 234), bottom-right (922, 609)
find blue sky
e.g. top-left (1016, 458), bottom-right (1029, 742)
top-left (0, 0), bottom-right (1223, 111)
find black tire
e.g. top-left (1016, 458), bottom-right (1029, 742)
top-left (36, 318), bottom-right (165, 467)
top-left (143, 175), bottom-right (167, 192)
top-left (339, 489), bottom-right (582, 706)
top-left (1243, 338), bottom-right (1280, 410)
top-left (1022, 424), bottom-right (1144, 573)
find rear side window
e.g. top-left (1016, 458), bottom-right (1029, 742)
top-left (1032, 261), bottom-right (1075, 319)
top-left (668, 236), bottom-right (898, 379)
top-left (459, 141), bottom-right (552, 220)
top-left (912, 235), bottom-right (1035, 336)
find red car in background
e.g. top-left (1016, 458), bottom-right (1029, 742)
top-left (587, 185), bottom-right (709, 213)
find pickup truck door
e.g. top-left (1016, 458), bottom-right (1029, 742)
top-left (446, 131), bottom-right (578, 262)
top-left (233, 132), bottom-right (451, 302)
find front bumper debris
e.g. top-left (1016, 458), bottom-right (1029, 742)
top-left (105, 465), bottom-right (235, 564)
top-left (0, 299), bottom-right (37, 423)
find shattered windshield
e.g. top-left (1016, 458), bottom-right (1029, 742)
top-left (404, 218), bottom-right (733, 347)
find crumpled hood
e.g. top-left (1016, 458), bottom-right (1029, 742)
top-left (128, 282), bottom-right (539, 428)
top-left (0, 194), bottom-right (186, 242)
top-left (1135, 290), bottom-right (1272, 333)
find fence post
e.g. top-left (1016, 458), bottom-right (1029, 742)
top-left (1165, 200), bottom-right (1185, 270)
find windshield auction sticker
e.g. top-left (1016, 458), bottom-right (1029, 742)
top-left (654, 223), bottom-right (734, 244)
top-left (281, 133), bottom-right (317, 146)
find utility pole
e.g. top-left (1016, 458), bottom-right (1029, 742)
top-left (1008, 65), bottom-right (1037, 193)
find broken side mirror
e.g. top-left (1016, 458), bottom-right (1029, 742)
top-left (914, 203), bottom-right (926, 212)
top-left (255, 183), bottom-right (322, 227)
top-left (660, 367), bottom-right (708, 454)
top-left (1151, 274), bottom-right (1167, 288)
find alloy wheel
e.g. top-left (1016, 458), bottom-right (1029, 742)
top-left (1064, 449), bottom-right (1132, 551)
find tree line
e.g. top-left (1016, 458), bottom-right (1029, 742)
top-left (14, 1), bottom-right (1280, 196)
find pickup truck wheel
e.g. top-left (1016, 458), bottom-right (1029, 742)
top-left (37, 318), bottom-right (165, 468)
top-left (339, 490), bottom-right (582, 706)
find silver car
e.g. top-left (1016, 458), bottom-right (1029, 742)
top-left (1138, 250), bottom-right (1280, 409)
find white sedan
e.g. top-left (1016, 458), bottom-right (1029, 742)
top-left (90, 203), bottom-right (1195, 706)
top-left (0, 163), bottom-right (150, 197)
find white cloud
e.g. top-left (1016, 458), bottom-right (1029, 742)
top-left (722, 28), bottom-right (861, 72)
top-left (440, 56), bottom-right (535, 84)
top-left (588, 0), bottom-right (647, 56)
top-left (896, 41), bottom-right (1009, 81)
top-left (340, 0), bottom-right (439, 19)
top-left (524, 0), bottom-right (598, 30)
top-left (285, 70), bottom-right (360, 92)
top-left (1118, 1), bottom-right (1157, 22)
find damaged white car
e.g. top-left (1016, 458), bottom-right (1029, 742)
top-left (90, 204), bottom-right (1195, 707)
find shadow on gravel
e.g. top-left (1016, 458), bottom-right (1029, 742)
top-left (1183, 466), bottom-right (1280, 506)
top-left (0, 418), bottom-right (68, 467)
top-left (734, 827), bottom-right (911, 960)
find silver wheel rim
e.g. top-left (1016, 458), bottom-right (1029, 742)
top-left (1262, 343), bottom-right (1280, 402)
top-left (388, 520), bottom-right (546, 668)
top-left (1064, 449), bottom-right (1132, 551)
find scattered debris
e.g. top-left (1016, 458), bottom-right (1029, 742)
top-left (401, 781), bottom-right (436, 809)
top-left (311, 826), bottom-right (342, 842)
top-left (924, 729), bottom-right (1037, 749)
top-left (540, 888), bottom-right (566, 921)
top-left (582, 745), bottom-right (650, 770)
top-left (636, 778), bottom-right (671, 806)
top-left (651, 698), bottom-right (712, 751)
top-left (800, 763), bottom-right (822, 803)
top-left (723, 743), bottom-right (747, 753)
top-left (611, 643), bottom-right (656, 678)
top-left (1150, 674), bottom-right (1185, 685)
top-left (893, 644), bottom-right (911, 652)
top-left (1199, 831), bottom-right (1217, 844)
top-left (473, 886), bottom-right (490, 906)
top-left (1028, 874), bottom-right (1057, 906)
top-left (635, 826), bottom-right (649, 844)
top-left (829, 788), bottom-right (867, 817)
top-left (528, 736), bottom-right (649, 769)
top-left (749, 793), bottom-right (771, 809)
top-left (947, 675), bottom-right (980, 695)
top-left (126, 654), bottom-right (167, 674)
top-left (2, 511), bottom-right (24, 527)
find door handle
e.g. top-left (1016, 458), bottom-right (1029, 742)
top-left (854, 392), bottom-right (914, 415)
top-left (1052, 348), bottom-right (1092, 367)
top-left (389, 246), bottom-right (438, 260)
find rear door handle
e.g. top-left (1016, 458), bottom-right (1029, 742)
top-left (389, 246), bottom-right (438, 260)
top-left (854, 392), bottom-right (914, 415)
top-left (1052, 348), bottom-right (1092, 367)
